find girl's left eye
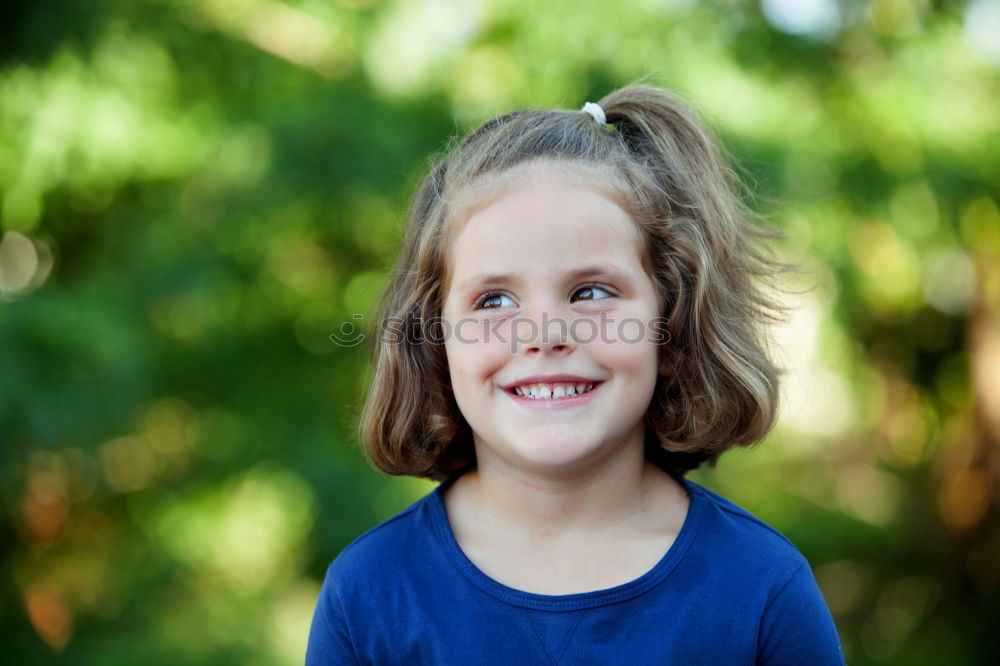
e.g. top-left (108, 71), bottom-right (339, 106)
top-left (572, 284), bottom-right (614, 302)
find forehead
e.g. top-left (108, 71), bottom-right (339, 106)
top-left (444, 162), bottom-right (644, 288)
top-left (446, 160), bottom-right (632, 230)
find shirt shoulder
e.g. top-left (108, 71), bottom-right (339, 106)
top-left (326, 489), bottom-right (438, 587)
top-left (680, 479), bottom-right (844, 662)
top-left (683, 478), bottom-right (811, 578)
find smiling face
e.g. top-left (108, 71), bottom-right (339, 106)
top-left (441, 162), bottom-right (664, 480)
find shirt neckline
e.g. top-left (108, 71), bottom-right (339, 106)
top-left (426, 467), bottom-right (707, 611)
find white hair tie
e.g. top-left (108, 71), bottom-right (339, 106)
top-left (581, 101), bottom-right (606, 126)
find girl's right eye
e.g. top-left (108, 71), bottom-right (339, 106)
top-left (474, 291), bottom-right (516, 309)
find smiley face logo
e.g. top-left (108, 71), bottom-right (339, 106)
top-left (329, 314), bottom-right (365, 347)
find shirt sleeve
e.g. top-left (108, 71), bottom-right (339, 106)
top-left (305, 563), bottom-right (360, 666)
top-left (756, 561), bottom-right (846, 665)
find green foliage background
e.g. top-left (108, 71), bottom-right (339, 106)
top-left (1, 1), bottom-right (998, 664)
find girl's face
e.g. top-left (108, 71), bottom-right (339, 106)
top-left (441, 163), bottom-right (664, 479)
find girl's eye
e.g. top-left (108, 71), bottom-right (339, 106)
top-left (475, 291), bottom-right (516, 309)
top-left (473, 284), bottom-right (613, 309)
top-left (572, 284), bottom-right (614, 302)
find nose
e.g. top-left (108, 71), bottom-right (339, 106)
top-left (516, 308), bottom-right (575, 356)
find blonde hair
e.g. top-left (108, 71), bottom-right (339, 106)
top-left (360, 83), bottom-right (788, 481)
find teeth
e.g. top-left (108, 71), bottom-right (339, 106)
top-left (512, 382), bottom-right (596, 399)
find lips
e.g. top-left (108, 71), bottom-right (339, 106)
top-left (500, 374), bottom-right (605, 410)
top-left (500, 373), bottom-right (602, 390)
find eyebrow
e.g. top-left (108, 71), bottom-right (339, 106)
top-left (457, 263), bottom-right (634, 293)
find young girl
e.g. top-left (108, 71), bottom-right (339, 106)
top-left (306, 84), bottom-right (845, 665)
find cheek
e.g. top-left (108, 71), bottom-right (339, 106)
top-left (597, 338), bottom-right (660, 385)
top-left (444, 332), bottom-right (509, 387)
top-left (615, 317), bottom-right (648, 345)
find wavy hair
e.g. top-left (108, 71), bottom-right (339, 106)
top-left (359, 83), bottom-right (789, 481)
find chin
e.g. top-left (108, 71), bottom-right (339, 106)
top-left (508, 429), bottom-right (604, 471)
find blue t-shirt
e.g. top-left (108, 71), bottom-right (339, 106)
top-left (306, 470), bottom-right (845, 665)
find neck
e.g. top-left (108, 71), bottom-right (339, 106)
top-left (453, 433), bottom-right (672, 543)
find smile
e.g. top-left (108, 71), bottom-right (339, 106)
top-left (503, 381), bottom-right (603, 409)
top-left (510, 382), bottom-right (596, 399)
